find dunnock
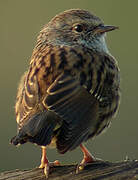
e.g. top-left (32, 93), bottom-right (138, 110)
top-left (11, 9), bottom-right (120, 178)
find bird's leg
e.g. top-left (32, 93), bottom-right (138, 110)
top-left (39, 146), bottom-right (47, 169)
top-left (76, 144), bottom-right (95, 173)
top-left (39, 146), bottom-right (60, 178)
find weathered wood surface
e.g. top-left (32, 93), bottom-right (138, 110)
top-left (1, 160), bottom-right (138, 180)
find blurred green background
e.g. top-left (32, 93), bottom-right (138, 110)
top-left (0, 0), bottom-right (138, 172)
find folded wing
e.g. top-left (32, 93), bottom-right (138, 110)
top-left (44, 73), bottom-right (99, 154)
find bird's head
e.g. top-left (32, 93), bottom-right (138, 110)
top-left (38, 9), bottom-right (118, 53)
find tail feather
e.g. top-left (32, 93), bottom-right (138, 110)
top-left (10, 128), bottom-right (28, 145)
top-left (11, 111), bottom-right (58, 146)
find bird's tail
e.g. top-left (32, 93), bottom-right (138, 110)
top-left (10, 111), bottom-right (59, 146)
top-left (10, 130), bottom-right (28, 146)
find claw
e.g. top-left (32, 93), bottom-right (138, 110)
top-left (39, 147), bottom-right (60, 178)
top-left (76, 163), bottom-right (85, 174)
top-left (76, 144), bottom-right (95, 174)
top-left (44, 163), bottom-right (49, 179)
top-left (43, 160), bottom-right (60, 178)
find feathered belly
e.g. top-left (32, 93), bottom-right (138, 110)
top-left (95, 88), bottom-right (120, 136)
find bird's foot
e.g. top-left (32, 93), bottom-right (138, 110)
top-left (76, 144), bottom-right (95, 174)
top-left (39, 160), bottom-right (60, 178)
top-left (39, 159), bottom-right (60, 169)
top-left (76, 154), bottom-right (95, 174)
top-left (39, 146), bottom-right (60, 178)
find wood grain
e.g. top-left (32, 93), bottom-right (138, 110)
top-left (1, 160), bottom-right (138, 180)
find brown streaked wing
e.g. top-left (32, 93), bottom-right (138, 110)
top-left (44, 72), bottom-right (99, 154)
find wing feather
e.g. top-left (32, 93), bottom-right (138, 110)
top-left (44, 73), bottom-right (99, 153)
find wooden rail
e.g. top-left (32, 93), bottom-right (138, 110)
top-left (1, 160), bottom-right (138, 180)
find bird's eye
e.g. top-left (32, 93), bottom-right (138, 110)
top-left (73, 24), bottom-right (84, 32)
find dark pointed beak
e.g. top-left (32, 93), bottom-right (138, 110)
top-left (93, 25), bottom-right (119, 35)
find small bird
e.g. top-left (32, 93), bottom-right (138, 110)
top-left (11, 9), bottom-right (120, 178)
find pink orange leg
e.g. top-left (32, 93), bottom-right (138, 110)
top-left (39, 146), bottom-right (60, 179)
top-left (76, 144), bottom-right (95, 173)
